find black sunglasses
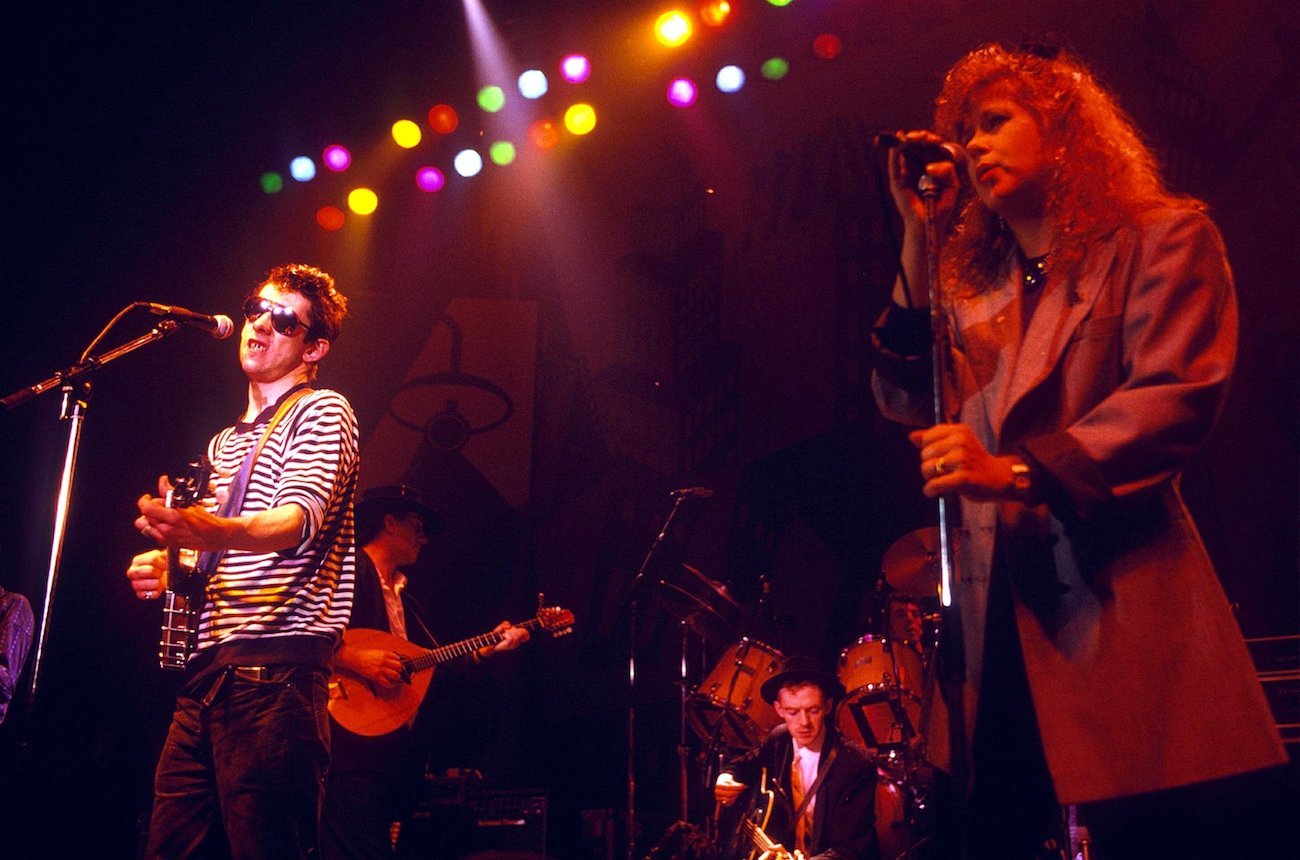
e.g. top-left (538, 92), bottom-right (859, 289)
top-left (241, 296), bottom-right (314, 338)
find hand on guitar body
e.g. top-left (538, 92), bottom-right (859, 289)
top-left (127, 475), bottom-right (179, 601)
top-left (335, 645), bottom-right (410, 689)
top-left (126, 548), bottom-right (169, 601)
top-left (714, 772), bottom-right (748, 807)
top-left (128, 473), bottom-right (214, 601)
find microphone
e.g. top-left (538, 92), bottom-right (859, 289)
top-left (671, 486), bottom-right (714, 498)
top-left (874, 132), bottom-right (966, 175)
top-left (142, 302), bottom-right (235, 340)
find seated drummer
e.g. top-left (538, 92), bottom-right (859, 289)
top-left (715, 656), bottom-right (880, 860)
top-left (885, 593), bottom-right (927, 657)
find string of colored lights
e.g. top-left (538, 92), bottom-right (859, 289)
top-left (260, 1), bottom-right (847, 230)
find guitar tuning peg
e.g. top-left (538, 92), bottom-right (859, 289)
top-left (536, 591), bottom-right (545, 612)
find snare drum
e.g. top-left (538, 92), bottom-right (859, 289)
top-left (687, 638), bottom-right (784, 750)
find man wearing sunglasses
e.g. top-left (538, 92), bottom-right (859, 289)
top-left (126, 263), bottom-right (359, 859)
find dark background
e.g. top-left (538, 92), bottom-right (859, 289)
top-left (1, 1), bottom-right (1296, 856)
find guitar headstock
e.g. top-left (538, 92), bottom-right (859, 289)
top-left (537, 606), bottom-right (575, 638)
top-left (167, 455), bottom-right (213, 510)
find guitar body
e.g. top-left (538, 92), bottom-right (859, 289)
top-left (328, 628), bottom-right (435, 736)
top-left (718, 767), bottom-right (795, 860)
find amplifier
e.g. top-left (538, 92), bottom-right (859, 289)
top-left (398, 788), bottom-right (547, 859)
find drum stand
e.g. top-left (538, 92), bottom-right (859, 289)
top-left (878, 638), bottom-right (926, 860)
top-left (623, 488), bottom-right (713, 860)
top-left (643, 619), bottom-right (714, 860)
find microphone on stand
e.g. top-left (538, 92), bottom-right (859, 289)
top-left (140, 302), bottom-right (235, 339)
top-left (670, 486), bottom-right (714, 499)
top-left (874, 132), bottom-right (967, 182)
top-left (873, 132), bottom-right (966, 164)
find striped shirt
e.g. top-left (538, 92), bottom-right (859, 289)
top-left (195, 388), bottom-right (358, 654)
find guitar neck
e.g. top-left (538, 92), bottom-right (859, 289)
top-left (741, 818), bottom-right (779, 853)
top-left (405, 617), bottom-right (543, 674)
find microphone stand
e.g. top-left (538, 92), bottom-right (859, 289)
top-left (917, 173), bottom-right (970, 793)
top-left (918, 173), bottom-right (955, 614)
top-left (623, 489), bottom-right (694, 860)
top-left (2, 318), bottom-right (183, 715)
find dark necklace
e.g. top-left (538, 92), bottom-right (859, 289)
top-left (1018, 248), bottom-right (1050, 292)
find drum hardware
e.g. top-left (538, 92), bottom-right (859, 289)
top-left (622, 487), bottom-right (716, 860)
top-left (643, 615), bottom-right (718, 860)
top-left (836, 609), bottom-right (941, 859)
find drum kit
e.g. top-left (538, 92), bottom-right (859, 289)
top-left (647, 527), bottom-right (944, 860)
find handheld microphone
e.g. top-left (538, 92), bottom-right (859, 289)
top-left (141, 302), bottom-right (235, 340)
top-left (874, 132), bottom-right (966, 178)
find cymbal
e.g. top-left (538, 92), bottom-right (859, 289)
top-left (649, 564), bottom-right (751, 644)
top-left (882, 527), bottom-right (942, 599)
top-left (679, 563), bottom-right (745, 613)
top-left (652, 580), bottom-right (740, 644)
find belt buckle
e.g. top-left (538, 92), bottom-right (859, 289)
top-left (233, 665), bottom-right (268, 682)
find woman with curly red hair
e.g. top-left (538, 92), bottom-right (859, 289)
top-left (873, 43), bottom-right (1286, 857)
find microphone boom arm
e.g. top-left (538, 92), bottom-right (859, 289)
top-left (2, 319), bottom-right (181, 410)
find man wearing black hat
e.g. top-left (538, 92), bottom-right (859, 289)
top-left (320, 484), bottom-right (528, 859)
top-left (715, 655), bottom-right (879, 860)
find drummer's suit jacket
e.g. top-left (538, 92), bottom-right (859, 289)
top-left (723, 725), bottom-right (879, 860)
top-left (872, 207), bottom-right (1287, 803)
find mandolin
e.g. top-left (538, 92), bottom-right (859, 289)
top-left (328, 606), bottom-right (574, 736)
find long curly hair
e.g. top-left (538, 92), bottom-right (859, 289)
top-left (932, 43), bottom-right (1202, 296)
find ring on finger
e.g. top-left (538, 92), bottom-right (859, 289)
top-left (936, 456), bottom-right (947, 475)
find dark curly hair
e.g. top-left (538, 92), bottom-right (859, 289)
top-left (260, 263), bottom-right (348, 343)
top-left (933, 43), bottom-right (1203, 296)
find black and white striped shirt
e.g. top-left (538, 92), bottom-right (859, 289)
top-left (195, 388), bottom-right (358, 654)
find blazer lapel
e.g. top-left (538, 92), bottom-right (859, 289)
top-left (953, 243), bottom-right (1119, 449)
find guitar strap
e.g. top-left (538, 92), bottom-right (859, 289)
top-left (197, 386), bottom-right (313, 577)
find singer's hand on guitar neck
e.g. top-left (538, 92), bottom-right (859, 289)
top-left (135, 472), bottom-right (308, 554)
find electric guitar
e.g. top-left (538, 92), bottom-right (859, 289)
top-left (157, 455), bottom-right (213, 671)
top-left (731, 768), bottom-right (803, 860)
top-left (327, 606), bottom-right (574, 736)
